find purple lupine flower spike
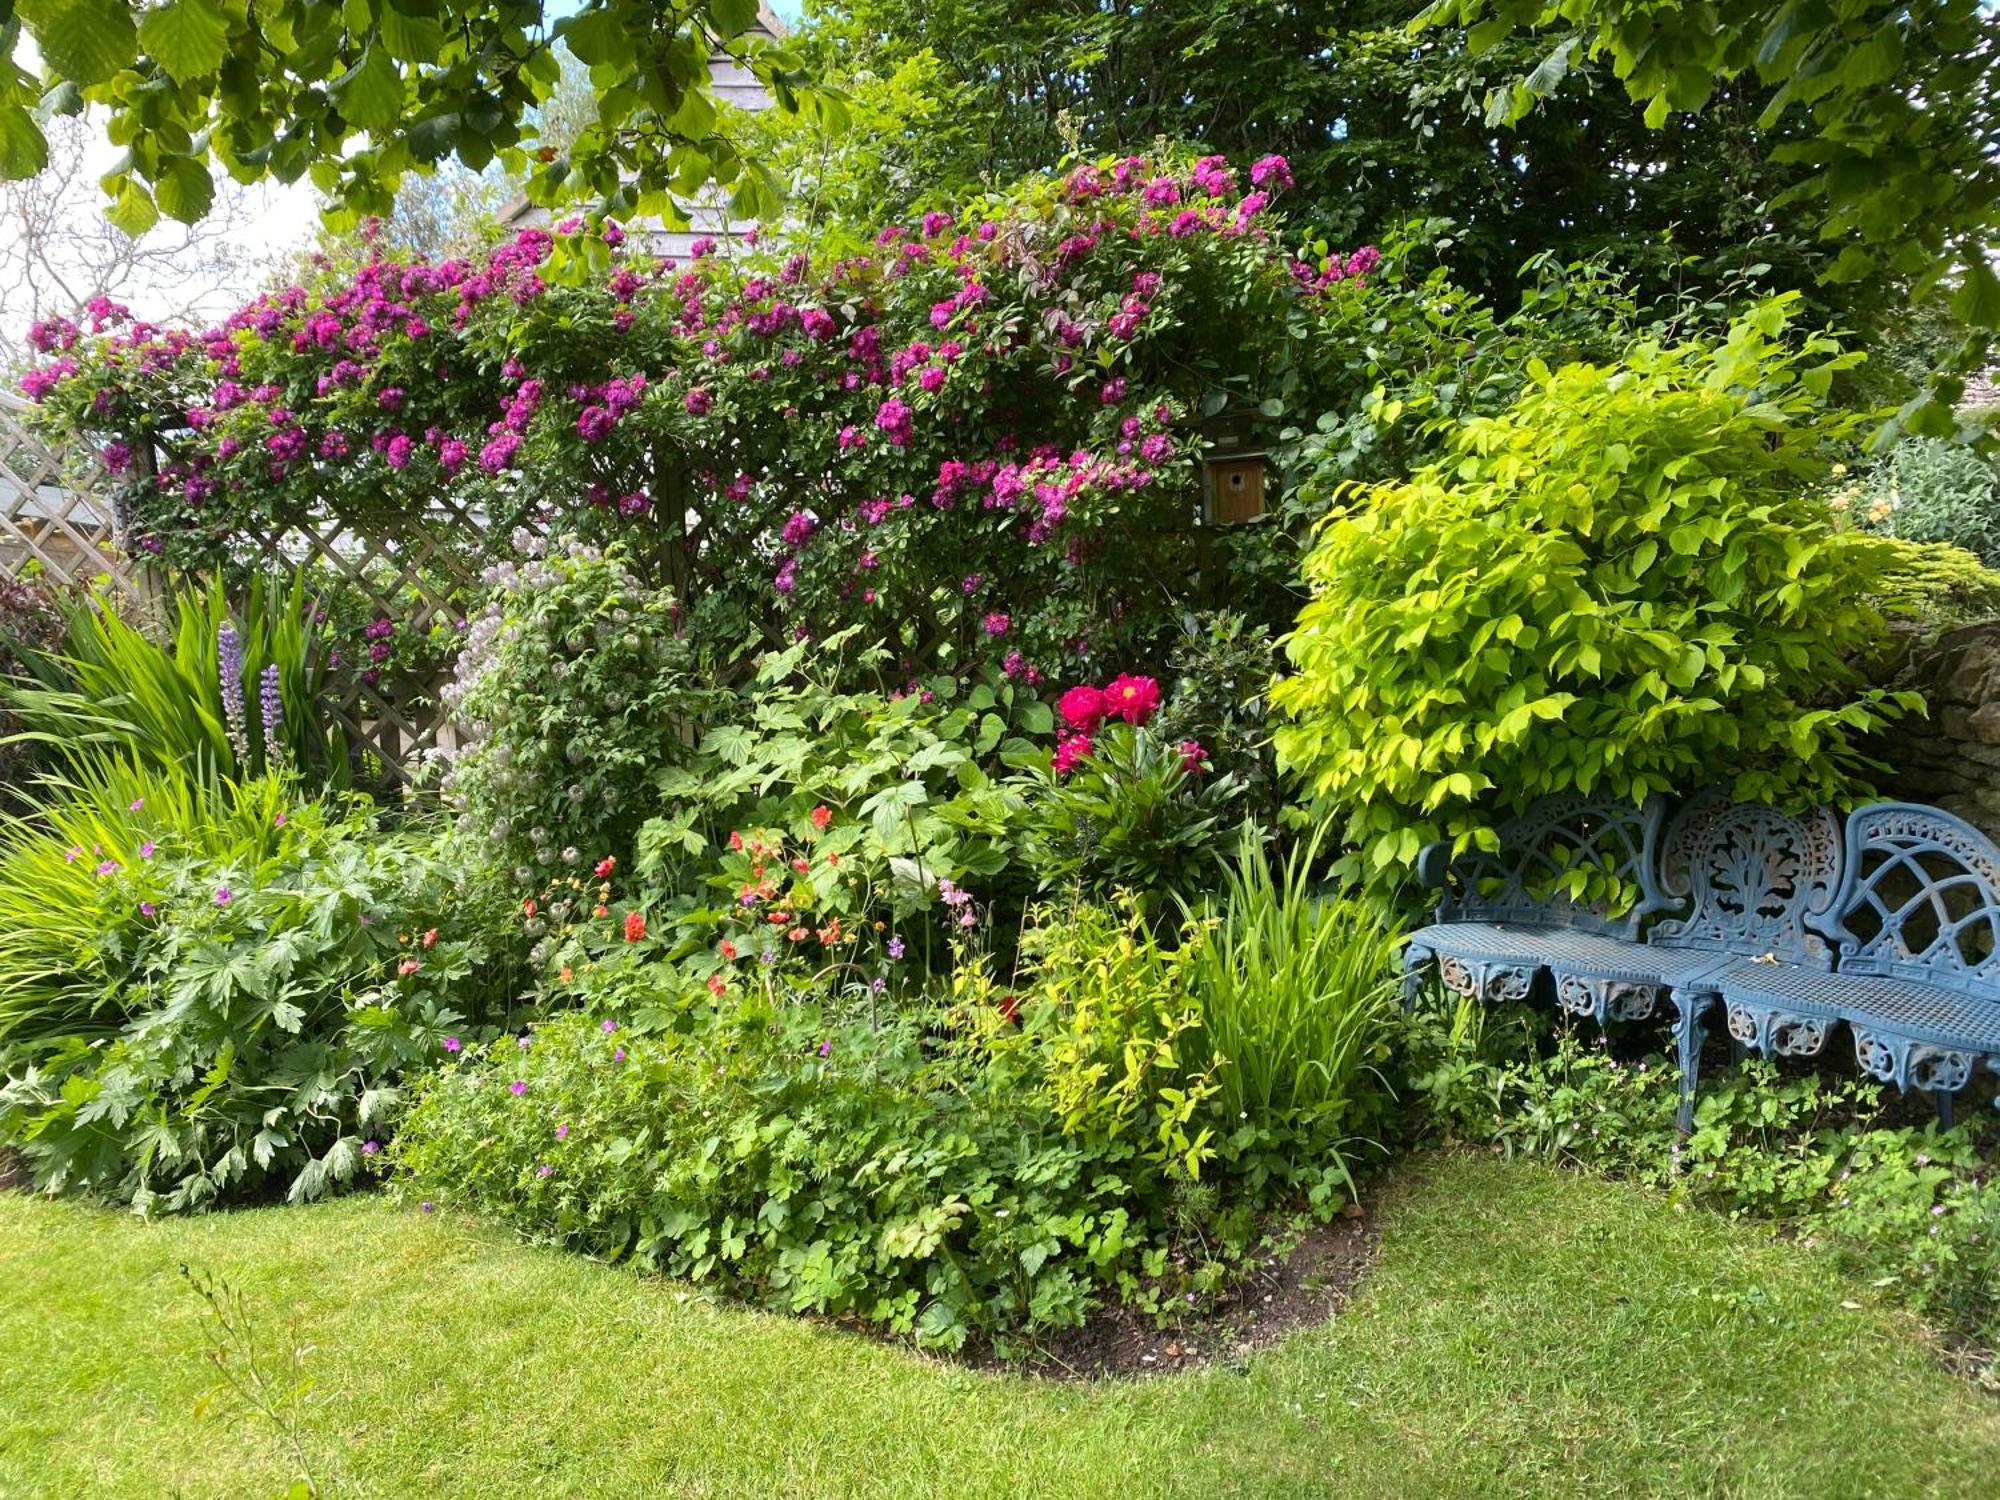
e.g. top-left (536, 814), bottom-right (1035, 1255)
top-left (259, 663), bottom-right (285, 768)
top-left (218, 622), bottom-right (250, 767)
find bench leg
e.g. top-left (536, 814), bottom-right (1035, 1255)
top-left (1935, 1088), bottom-right (1956, 1130)
top-left (1668, 989), bottom-right (1715, 1137)
top-left (1400, 944), bottom-right (1433, 1014)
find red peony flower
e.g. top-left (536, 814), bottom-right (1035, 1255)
top-left (1104, 673), bottom-right (1161, 725)
top-left (720, 940), bottom-right (738, 959)
top-left (1058, 684), bottom-right (1105, 732)
top-left (706, 973), bottom-right (727, 996)
top-left (1052, 732), bottom-right (1094, 775)
top-left (594, 855), bottom-right (616, 878)
top-left (1178, 739), bottom-right (1208, 773)
top-left (623, 910), bottom-right (646, 943)
top-left (809, 804), bottom-right (832, 831)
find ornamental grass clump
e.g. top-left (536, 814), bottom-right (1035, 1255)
top-left (1272, 297), bottom-right (1923, 886)
top-left (1179, 827), bottom-right (1401, 1204)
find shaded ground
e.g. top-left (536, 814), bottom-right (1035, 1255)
top-left (994, 1205), bottom-right (1378, 1379)
top-left (3, 1151), bottom-right (1997, 1499)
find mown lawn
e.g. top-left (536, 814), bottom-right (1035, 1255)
top-left (1, 1151), bottom-right (1994, 1500)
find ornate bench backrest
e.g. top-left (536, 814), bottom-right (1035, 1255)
top-left (1824, 802), bottom-right (2000, 999)
top-left (1650, 792), bottom-right (1842, 968)
top-left (1432, 794), bottom-right (1672, 938)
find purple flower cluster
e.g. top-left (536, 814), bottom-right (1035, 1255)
top-left (259, 664), bottom-right (284, 766)
top-left (20, 150), bottom-right (1369, 681)
top-left (218, 622), bottom-right (249, 766)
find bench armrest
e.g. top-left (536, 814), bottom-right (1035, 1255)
top-left (1415, 839), bottom-right (1454, 891)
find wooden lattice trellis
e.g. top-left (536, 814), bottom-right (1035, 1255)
top-left (0, 394), bottom-right (150, 614)
top-left (238, 490), bottom-right (494, 790)
top-left (0, 397), bottom-right (494, 790)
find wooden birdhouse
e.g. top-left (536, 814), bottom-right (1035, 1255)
top-left (1200, 412), bottom-right (1268, 525)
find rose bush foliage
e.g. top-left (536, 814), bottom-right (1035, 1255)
top-left (24, 152), bottom-right (1402, 683)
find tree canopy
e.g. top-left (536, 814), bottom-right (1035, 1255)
top-left (802, 0), bottom-right (1854, 321)
top-left (1416, 0), bottom-right (2000, 431)
top-left (1, 0), bottom-right (827, 234)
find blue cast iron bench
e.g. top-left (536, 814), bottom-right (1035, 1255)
top-left (1402, 793), bottom-right (2000, 1130)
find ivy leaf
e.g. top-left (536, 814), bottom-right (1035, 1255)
top-left (137, 0), bottom-right (232, 83)
top-left (333, 44), bottom-right (404, 131)
top-left (20, 0), bottom-right (139, 87)
top-left (0, 105), bottom-right (49, 178)
top-left (153, 155), bottom-right (215, 223)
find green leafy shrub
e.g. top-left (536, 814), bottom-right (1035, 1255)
top-left (1272, 299), bottom-right (1920, 882)
top-left (438, 537), bottom-right (723, 891)
top-left (627, 632), bottom-right (1048, 978)
top-left (1015, 721), bottom-right (1245, 905)
top-left (0, 763), bottom-right (522, 1210)
top-left (396, 1002), bottom-right (1219, 1353)
top-left (1400, 1000), bottom-right (2000, 1352)
top-left (1179, 829), bottom-right (1401, 1202)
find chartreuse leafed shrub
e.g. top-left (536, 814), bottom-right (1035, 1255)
top-left (983, 896), bottom-right (1218, 1176)
top-left (1179, 828), bottom-right (1401, 1203)
top-left (1273, 298), bottom-right (1923, 885)
top-left (396, 999), bottom-right (1212, 1353)
top-left (0, 759), bottom-right (522, 1211)
top-left (1400, 999), bottom-right (2000, 1353)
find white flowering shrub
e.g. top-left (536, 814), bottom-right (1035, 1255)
top-left (439, 535), bottom-right (722, 895)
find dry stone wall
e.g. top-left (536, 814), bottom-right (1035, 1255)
top-left (1876, 620), bottom-right (2000, 840)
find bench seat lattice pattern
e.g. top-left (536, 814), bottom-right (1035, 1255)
top-left (1404, 794), bottom-right (2000, 1129)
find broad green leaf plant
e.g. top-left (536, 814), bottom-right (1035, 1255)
top-left (1271, 297), bottom-right (1924, 885)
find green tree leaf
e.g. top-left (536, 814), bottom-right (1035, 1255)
top-left (153, 155), bottom-right (216, 222)
top-left (20, 0), bottom-right (139, 87)
top-left (0, 105), bottom-right (49, 179)
top-left (380, 1), bottom-right (446, 64)
top-left (136, 0), bottom-right (232, 83)
top-left (105, 175), bottom-right (159, 236)
top-left (1950, 257), bottom-right (2000, 329)
top-left (333, 44), bottom-right (405, 131)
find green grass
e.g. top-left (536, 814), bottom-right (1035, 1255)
top-left (2, 1153), bottom-right (1996, 1499)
